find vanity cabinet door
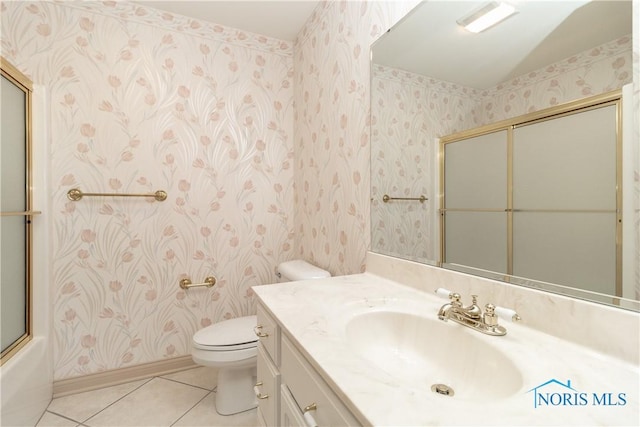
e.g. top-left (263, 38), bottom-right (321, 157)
top-left (281, 336), bottom-right (360, 427)
top-left (256, 304), bottom-right (280, 364)
top-left (256, 344), bottom-right (280, 427)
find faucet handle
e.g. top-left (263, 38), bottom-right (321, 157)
top-left (435, 288), bottom-right (453, 299)
top-left (483, 303), bottom-right (498, 327)
top-left (495, 306), bottom-right (521, 322)
top-left (450, 292), bottom-right (462, 306)
top-left (471, 295), bottom-right (478, 305)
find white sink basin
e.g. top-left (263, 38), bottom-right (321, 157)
top-left (346, 310), bottom-right (523, 401)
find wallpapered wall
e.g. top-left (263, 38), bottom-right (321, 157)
top-left (634, 0), bottom-right (640, 299)
top-left (293, 0), bottom-right (418, 275)
top-left (371, 68), bottom-right (481, 261)
top-left (1, 0), bottom-right (295, 380)
top-left (370, 35), bottom-right (633, 264)
top-left (0, 0), bottom-right (418, 383)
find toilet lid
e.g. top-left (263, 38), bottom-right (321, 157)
top-left (193, 315), bottom-right (258, 348)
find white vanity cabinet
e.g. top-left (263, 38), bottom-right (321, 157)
top-left (255, 304), bottom-right (280, 427)
top-left (256, 302), bottom-right (361, 427)
top-left (280, 335), bottom-right (360, 427)
top-left (279, 385), bottom-right (308, 426)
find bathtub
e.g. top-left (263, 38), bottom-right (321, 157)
top-left (1, 337), bottom-right (52, 426)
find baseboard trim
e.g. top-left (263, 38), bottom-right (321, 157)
top-left (53, 355), bottom-right (197, 397)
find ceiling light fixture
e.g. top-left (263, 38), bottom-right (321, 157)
top-left (457, 1), bottom-right (517, 33)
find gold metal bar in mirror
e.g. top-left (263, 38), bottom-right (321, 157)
top-left (67, 188), bottom-right (167, 202)
top-left (440, 208), bottom-right (506, 213)
top-left (382, 194), bottom-right (427, 203)
top-left (0, 211), bottom-right (42, 216)
top-left (179, 276), bottom-right (216, 290)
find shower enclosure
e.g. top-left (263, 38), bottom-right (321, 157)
top-left (1, 57), bottom-right (51, 426)
top-left (1, 57), bottom-right (34, 363)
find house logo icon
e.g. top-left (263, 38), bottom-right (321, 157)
top-left (527, 379), bottom-right (579, 408)
top-left (527, 379), bottom-right (627, 408)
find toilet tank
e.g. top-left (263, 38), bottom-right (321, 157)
top-left (276, 260), bottom-right (331, 282)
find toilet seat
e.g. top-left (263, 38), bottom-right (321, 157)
top-left (192, 315), bottom-right (258, 352)
top-left (192, 345), bottom-right (257, 364)
top-left (192, 341), bottom-right (257, 351)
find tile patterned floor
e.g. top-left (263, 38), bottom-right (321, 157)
top-left (36, 367), bottom-right (258, 427)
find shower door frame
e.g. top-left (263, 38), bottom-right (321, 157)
top-left (1, 57), bottom-right (36, 365)
top-left (438, 89), bottom-right (623, 297)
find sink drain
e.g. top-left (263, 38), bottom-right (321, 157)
top-left (431, 383), bottom-right (455, 397)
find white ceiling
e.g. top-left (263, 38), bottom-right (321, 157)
top-left (135, 1), bottom-right (632, 88)
top-left (138, 0), bottom-right (320, 41)
top-left (373, 0), bottom-right (632, 89)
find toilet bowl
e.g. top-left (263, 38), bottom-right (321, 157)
top-left (192, 315), bottom-right (259, 415)
top-left (191, 260), bottom-right (330, 416)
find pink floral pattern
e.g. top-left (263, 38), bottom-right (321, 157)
top-left (371, 65), bottom-right (480, 261)
top-left (62, 0), bottom-right (293, 55)
top-left (483, 36), bottom-right (632, 123)
top-left (293, 0), bottom-right (419, 274)
top-left (2, 0), bottom-right (293, 380)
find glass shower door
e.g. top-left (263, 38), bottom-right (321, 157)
top-left (512, 104), bottom-right (619, 295)
top-left (1, 59), bottom-right (33, 362)
top-left (442, 130), bottom-right (508, 275)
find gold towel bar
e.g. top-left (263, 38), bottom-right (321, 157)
top-left (180, 276), bottom-right (216, 290)
top-left (382, 194), bottom-right (427, 204)
top-left (67, 188), bottom-right (167, 202)
top-left (0, 210), bottom-right (42, 216)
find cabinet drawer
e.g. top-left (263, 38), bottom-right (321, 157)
top-left (281, 336), bottom-right (360, 427)
top-left (280, 385), bottom-right (307, 427)
top-left (256, 344), bottom-right (280, 427)
top-left (256, 303), bottom-right (279, 365)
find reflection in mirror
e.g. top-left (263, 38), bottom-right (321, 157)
top-left (441, 93), bottom-right (622, 295)
top-left (370, 0), bottom-right (638, 311)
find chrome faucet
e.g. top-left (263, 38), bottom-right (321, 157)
top-left (437, 292), bottom-right (509, 336)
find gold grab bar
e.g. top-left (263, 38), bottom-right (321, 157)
top-left (67, 188), bottom-right (167, 202)
top-left (179, 276), bottom-right (216, 290)
top-left (382, 194), bottom-right (427, 204)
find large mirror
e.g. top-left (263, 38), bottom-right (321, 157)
top-left (370, 0), bottom-right (638, 310)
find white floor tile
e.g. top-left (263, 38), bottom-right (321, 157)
top-left (172, 393), bottom-right (258, 427)
top-left (46, 379), bottom-right (150, 423)
top-left (36, 411), bottom-right (79, 427)
top-left (160, 366), bottom-right (218, 390)
top-left (84, 377), bottom-right (208, 427)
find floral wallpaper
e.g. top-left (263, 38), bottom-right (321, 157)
top-left (370, 34), bottom-right (633, 271)
top-left (293, 0), bottom-right (419, 275)
top-left (1, 0), bottom-right (294, 380)
top-left (481, 35), bottom-right (633, 124)
top-left (371, 66), bottom-right (481, 262)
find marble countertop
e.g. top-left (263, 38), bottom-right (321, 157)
top-left (253, 273), bottom-right (640, 426)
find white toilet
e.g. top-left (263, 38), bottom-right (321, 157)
top-left (191, 260), bottom-right (330, 415)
